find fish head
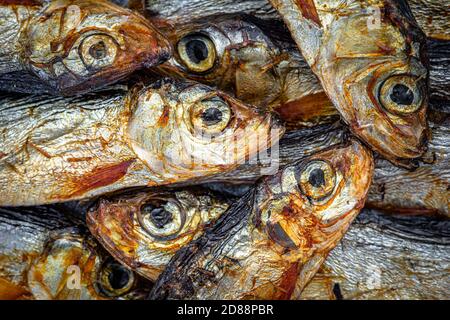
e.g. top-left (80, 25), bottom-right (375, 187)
top-left (20, 0), bottom-right (171, 95)
top-left (27, 229), bottom-right (151, 300)
top-left (318, 5), bottom-right (429, 167)
top-left (126, 79), bottom-right (284, 183)
top-left (239, 139), bottom-right (374, 298)
top-left (87, 190), bottom-right (229, 280)
top-left (157, 16), bottom-right (286, 107)
top-left (256, 139), bottom-right (374, 253)
top-left (149, 140), bottom-right (373, 300)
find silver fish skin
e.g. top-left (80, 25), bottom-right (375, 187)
top-left (408, 0), bottom-right (450, 41)
top-left (0, 0), bottom-right (171, 96)
top-left (299, 209), bottom-right (450, 300)
top-left (0, 206), bottom-right (151, 300)
top-left (0, 80), bottom-right (282, 206)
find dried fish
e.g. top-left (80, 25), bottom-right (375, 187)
top-left (267, 0), bottom-right (430, 167)
top-left (156, 15), bottom-right (336, 127)
top-left (149, 140), bottom-right (374, 300)
top-left (0, 79), bottom-right (283, 206)
top-left (156, 15), bottom-right (447, 128)
top-left (0, 0), bottom-right (171, 95)
top-left (87, 189), bottom-right (230, 280)
top-left (300, 209), bottom-right (450, 300)
top-left (0, 206), bottom-right (152, 300)
top-left (142, 0), bottom-right (449, 41)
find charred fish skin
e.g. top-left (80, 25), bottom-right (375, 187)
top-left (0, 0), bottom-right (171, 96)
top-left (0, 80), bottom-right (283, 206)
top-left (300, 209), bottom-right (450, 300)
top-left (269, 0), bottom-right (429, 168)
top-left (149, 140), bottom-right (374, 300)
top-left (87, 189), bottom-right (231, 281)
top-left (0, 206), bottom-right (152, 300)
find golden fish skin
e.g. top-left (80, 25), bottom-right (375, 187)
top-left (87, 189), bottom-right (231, 281)
top-left (156, 15), bottom-right (336, 127)
top-left (0, 0), bottom-right (171, 95)
top-left (269, 0), bottom-right (429, 167)
top-left (149, 140), bottom-right (374, 300)
top-left (0, 80), bottom-right (283, 206)
top-left (0, 206), bottom-right (152, 300)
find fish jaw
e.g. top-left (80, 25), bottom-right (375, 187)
top-left (126, 80), bottom-right (285, 184)
top-left (20, 0), bottom-right (172, 96)
top-left (149, 140), bottom-right (374, 300)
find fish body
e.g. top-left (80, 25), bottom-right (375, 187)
top-left (87, 189), bottom-right (230, 281)
top-left (0, 206), bottom-right (152, 300)
top-left (0, 80), bottom-right (282, 206)
top-left (300, 209), bottom-right (450, 300)
top-left (269, 0), bottom-right (429, 167)
top-left (0, 0), bottom-right (171, 95)
top-left (149, 140), bottom-right (374, 300)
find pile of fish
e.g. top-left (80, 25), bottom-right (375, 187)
top-left (0, 0), bottom-right (448, 300)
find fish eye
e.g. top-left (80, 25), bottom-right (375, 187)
top-left (191, 97), bottom-right (232, 135)
top-left (379, 75), bottom-right (424, 115)
top-left (138, 199), bottom-right (186, 241)
top-left (177, 34), bottom-right (216, 73)
top-left (80, 34), bottom-right (118, 72)
top-left (299, 160), bottom-right (336, 201)
top-left (98, 260), bottom-right (135, 297)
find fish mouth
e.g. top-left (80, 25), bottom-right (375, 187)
top-left (355, 122), bottom-right (428, 168)
top-left (144, 47), bottom-right (172, 68)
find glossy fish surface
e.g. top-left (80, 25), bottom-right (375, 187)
top-left (149, 140), bottom-right (374, 300)
top-left (269, 0), bottom-right (429, 167)
top-left (0, 80), bottom-right (283, 206)
top-left (0, 206), bottom-right (152, 300)
top-left (300, 209), bottom-right (450, 300)
top-left (0, 0), bottom-right (171, 95)
top-left (87, 189), bottom-right (230, 281)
